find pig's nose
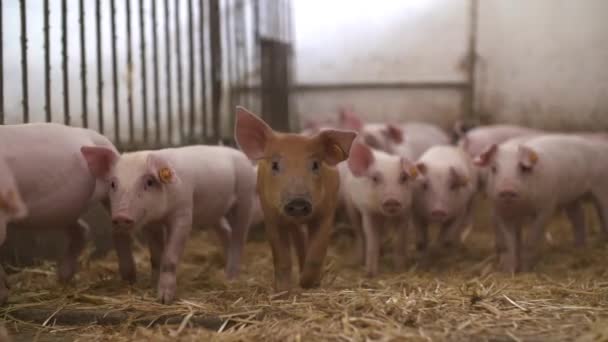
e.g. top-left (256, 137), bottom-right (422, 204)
top-left (431, 209), bottom-right (448, 220)
top-left (382, 199), bottom-right (402, 213)
top-left (498, 190), bottom-right (518, 200)
top-left (284, 198), bottom-right (312, 218)
top-left (112, 214), bottom-right (135, 228)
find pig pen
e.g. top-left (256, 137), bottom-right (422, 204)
top-left (2, 197), bottom-right (608, 342)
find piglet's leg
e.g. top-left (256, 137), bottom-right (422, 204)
top-left (522, 210), bottom-right (552, 272)
top-left (346, 201), bottom-right (365, 266)
top-left (157, 210), bottom-right (192, 304)
top-left (58, 220), bottom-right (89, 283)
top-left (146, 225), bottom-right (165, 288)
top-left (499, 219), bottom-right (522, 273)
top-left (362, 213), bottom-right (382, 278)
top-left (290, 225), bottom-right (308, 272)
top-left (113, 230), bottom-right (136, 283)
top-left (393, 218), bottom-right (409, 271)
top-left (300, 213), bottom-right (334, 288)
top-left (0, 223), bottom-right (8, 305)
top-left (565, 201), bottom-right (586, 247)
top-left (216, 218), bottom-right (231, 261)
top-left (266, 217), bottom-right (293, 292)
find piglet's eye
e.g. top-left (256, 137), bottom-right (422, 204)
top-left (399, 172), bottom-right (408, 184)
top-left (519, 164), bottom-right (532, 173)
top-left (271, 161), bottom-right (280, 172)
top-left (110, 181), bottom-right (117, 190)
top-left (491, 165), bottom-right (497, 174)
top-left (311, 160), bottom-right (320, 173)
top-left (144, 177), bottom-right (157, 190)
top-left (371, 174), bottom-right (381, 184)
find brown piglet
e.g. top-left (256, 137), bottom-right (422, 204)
top-left (235, 107), bottom-right (357, 292)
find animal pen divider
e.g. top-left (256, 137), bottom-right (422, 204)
top-left (0, 0), bottom-right (293, 266)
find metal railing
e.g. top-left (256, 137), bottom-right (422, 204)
top-left (0, 0), bottom-right (292, 150)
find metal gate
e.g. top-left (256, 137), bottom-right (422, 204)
top-left (0, 0), bottom-right (292, 150)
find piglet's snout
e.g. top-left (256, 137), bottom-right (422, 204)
top-left (283, 198), bottom-right (312, 218)
top-left (382, 199), bottom-right (403, 215)
top-left (112, 212), bottom-right (135, 229)
top-left (498, 189), bottom-right (519, 200)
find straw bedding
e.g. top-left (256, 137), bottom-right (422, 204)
top-left (2, 201), bottom-right (608, 341)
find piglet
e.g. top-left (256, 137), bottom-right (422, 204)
top-left (0, 158), bottom-right (28, 303)
top-left (235, 106), bottom-right (356, 292)
top-left (458, 124), bottom-right (544, 159)
top-left (344, 142), bottom-right (419, 276)
top-left (0, 123), bottom-right (117, 305)
top-left (475, 134), bottom-right (608, 272)
top-left (81, 145), bottom-right (256, 304)
top-left (412, 146), bottom-right (478, 254)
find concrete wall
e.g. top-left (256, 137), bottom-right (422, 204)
top-left (476, 0), bottom-right (608, 130)
top-left (292, 0), bottom-right (470, 129)
top-left (292, 0), bottom-right (608, 131)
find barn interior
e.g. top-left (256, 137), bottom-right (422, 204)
top-left (1, 0), bottom-right (608, 341)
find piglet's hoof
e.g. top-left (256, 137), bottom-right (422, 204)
top-left (157, 275), bottom-right (177, 304)
top-left (0, 286), bottom-right (8, 306)
top-left (120, 269), bottom-right (137, 284)
top-left (57, 260), bottom-right (78, 284)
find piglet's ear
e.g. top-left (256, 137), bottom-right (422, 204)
top-left (147, 154), bottom-right (180, 185)
top-left (518, 145), bottom-right (539, 169)
top-left (319, 129), bottom-right (358, 166)
top-left (385, 124), bottom-right (404, 144)
top-left (347, 141), bottom-right (374, 176)
top-left (338, 108), bottom-right (364, 132)
top-left (473, 144), bottom-right (497, 167)
top-left (81, 146), bottom-right (119, 178)
top-left (401, 157), bottom-right (419, 179)
top-left (449, 167), bottom-right (469, 188)
top-left (0, 188), bottom-right (28, 220)
top-left (234, 106), bottom-right (273, 160)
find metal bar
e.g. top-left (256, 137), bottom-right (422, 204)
top-left (151, 0), bottom-right (160, 144)
top-left (187, 0), bottom-right (195, 141)
top-left (110, 0), bottom-right (120, 144)
top-left (209, 0), bottom-right (221, 142)
top-left (61, 0), bottom-right (69, 125)
top-left (465, 0), bottom-right (479, 121)
top-left (164, 0), bottom-right (173, 143)
top-left (96, 0), bottom-right (104, 133)
top-left (225, 0), bottom-right (235, 133)
top-left (234, 81), bottom-right (469, 93)
top-left (199, 0), bottom-right (207, 141)
top-left (174, 0), bottom-right (184, 142)
top-left (0, 0), bottom-right (3, 124)
top-left (126, 0), bottom-right (134, 145)
top-left (20, 0), bottom-right (29, 123)
top-left (79, 0), bottom-right (88, 127)
top-left (139, 0), bottom-right (149, 144)
top-left (44, 0), bottom-right (51, 122)
top-left (234, 0), bottom-right (243, 109)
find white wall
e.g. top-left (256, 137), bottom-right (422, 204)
top-left (476, 0), bottom-right (608, 130)
top-left (292, 0), bottom-right (470, 129)
top-left (292, 0), bottom-right (608, 131)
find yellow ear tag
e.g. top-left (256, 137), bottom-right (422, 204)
top-left (159, 167), bottom-right (173, 184)
top-left (330, 144), bottom-right (345, 161)
top-left (529, 151), bottom-right (539, 164)
top-left (409, 167), bottom-right (418, 178)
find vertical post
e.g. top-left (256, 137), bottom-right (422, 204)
top-left (139, 0), bottom-right (149, 144)
top-left (465, 0), bottom-right (478, 122)
top-left (44, 0), bottom-right (51, 122)
top-left (174, 0), bottom-right (184, 142)
top-left (225, 0), bottom-right (236, 134)
top-left (209, 0), bottom-right (222, 143)
top-left (79, 0), bottom-right (88, 127)
top-left (96, 0), bottom-right (104, 133)
top-left (0, 0), bottom-right (3, 124)
top-left (20, 0), bottom-right (29, 123)
top-left (187, 0), bottom-right (195, 142)
top-left (110, 0), bottom-right (120, 145)
top-left (61, 0), bottom-right (69, 125)
top-left (164, 0), bottom-right (173, 143)
top-left (199, 0), bottom-right (207, 141)
top-left (151, 0), bottom-right (161, 145)
top-left (126, 0), bottom-right (134, 145)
